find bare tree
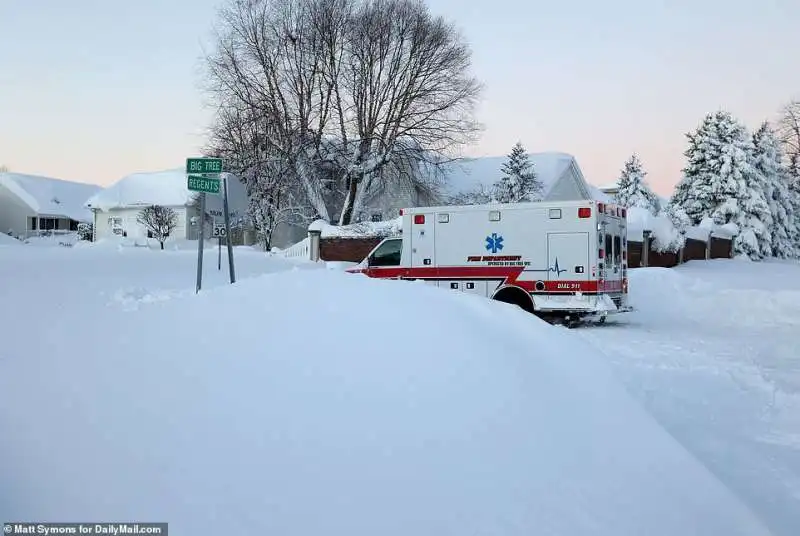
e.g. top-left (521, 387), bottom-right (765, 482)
top-left (0, 165), bottom-right (8, 173)
top-left (207, 100), bottom-right (314, 250)
top-left (137, 205), bottom-right (178, 250)
top-left (203, 0), bottom-right (482, 226)
top-left (777, 99), bottom-right (800, 178)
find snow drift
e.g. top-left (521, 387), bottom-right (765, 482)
top-left (0, 253), bottom-right (771, 535)
top-left (0, 232), bottom-right (20, 246)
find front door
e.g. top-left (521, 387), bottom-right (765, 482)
top-left (547, 232), bottom-right (590, 292)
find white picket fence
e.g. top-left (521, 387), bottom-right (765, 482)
top-left (281, 236), bottom-right (311, 259)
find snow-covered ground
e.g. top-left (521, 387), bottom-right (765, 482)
top-left (577, 259), bottom-right (800, 536)
top-left (0, 243), bottom-right (795, 535)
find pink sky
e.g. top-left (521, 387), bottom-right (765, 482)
top-left (1, 0), bottom-right (798, 197)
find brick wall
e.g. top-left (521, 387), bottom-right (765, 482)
top-left (315, 235), bottom-right (734, 266)
top-left (319, 237), bottom-right (383, 262)
top-left (627, 236), bottom-right (733, 268)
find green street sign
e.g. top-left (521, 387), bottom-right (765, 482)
top-left (186, 157), bottom-right (223, 175)
top-left (187, 175), bottom-right (221, 194)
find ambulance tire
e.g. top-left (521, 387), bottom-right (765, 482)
top-left (491, 286), bottom-right (535, 314)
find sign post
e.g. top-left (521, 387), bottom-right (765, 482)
top-left (213, 223), bottom-right (227, 271)
top-left (222, 175), bottom-right (236, 284)
top-left (195, 193), bottom-right (206, 293)
top-left (187, 157), bottom-right (224, 293)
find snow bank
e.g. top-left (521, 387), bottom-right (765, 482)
top-left (0, 232), bottom-right (21, 246)
top-left (0, 172), bottom-right (101, 222)
top-left (21, 232), bottom-right (80, 247)
top-left (85, 169), bottom-right (193, 211)
top-left (0, 249), bottom-right (771, 535)
top-left (310, 216), bottom-right (402, 238)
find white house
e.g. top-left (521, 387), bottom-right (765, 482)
top-left (273, 151), bottom-right (613, 248)
top-left (442, 151), bottom-right (612, 203)
top-left (0, 172), bottom-right (102, 239)
top-left (85, 169), bottom-right (253, 244)
top-left (85, 169), bottom-right (201, 242)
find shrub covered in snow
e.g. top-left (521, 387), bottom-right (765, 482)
top-left (77, 222), bottom-right (93, 241)
top-left (627, 207), bottom-right (684, 252)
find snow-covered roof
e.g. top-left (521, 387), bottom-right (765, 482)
top-left (0, 172), bottom-right (102, 222)
top-left (442, 152), bottom-right (609, 202)
top-left (598, 181), bottom-right (619, 191)
top-left (85, 169), bottom-right (194, 211)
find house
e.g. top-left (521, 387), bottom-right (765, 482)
top-left (85, 169), bottom-right (201, 243)
top-left (0, 172), bottom-right (102, 239)
top-left (441, 152), bottom-right (612, 203)
top-left (271, 151), bottom-right (612, 248)
top-left (85, 169), bottom-right (253, 244)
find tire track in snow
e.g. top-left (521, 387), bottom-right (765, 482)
top-left (575, 318), bottom-right (800, 536)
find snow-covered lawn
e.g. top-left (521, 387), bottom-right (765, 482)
top-left (0, 243), bottom-right (794, 534)
top-left (577, 259), bottom-right (800, 536)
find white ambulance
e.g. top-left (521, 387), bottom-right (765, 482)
top-left (347, 200), bottom-right (632, 326)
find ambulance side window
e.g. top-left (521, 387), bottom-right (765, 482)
top-left (605, 234), bottom-right (613, 263)
top-left (614, 236), bottom-right (622, 264)
top-left (369, 239), bottom-right (402, 267)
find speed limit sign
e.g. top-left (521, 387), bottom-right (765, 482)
top-left (213, 224), bottom-right (227, 238)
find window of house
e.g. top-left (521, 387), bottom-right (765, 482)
top-left (37, 218), bottom-right (57, 231)
top-left (29, 217), bottom-right (37, 230)
top-left (369, 238), bottom-right (402, 267)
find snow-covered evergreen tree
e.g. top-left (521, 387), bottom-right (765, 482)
top-left (752, 121), bottom-right (799, 258)
top-left (614, 154), bottom-right (660, 215)
top-left (788, 155), bottom-right (800, 256)
top-left (494, 142), bottom-right (544, 203)
top-left (670, 110), bottom-right (772, 260)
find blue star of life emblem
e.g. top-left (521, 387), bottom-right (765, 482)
top-left (485, 233), bottom-right (504, 253)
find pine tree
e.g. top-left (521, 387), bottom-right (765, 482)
top-left (613, 154), bottom-right (660, 215)
top-left (670, 110), bottom-right (772, 260)
top-left (752, 121), bottom-right (799, 258)
top-left (494, 142), bottom-right (544, 203)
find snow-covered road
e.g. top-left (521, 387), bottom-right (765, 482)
top-left (577, 260), bottom-right (800, 536)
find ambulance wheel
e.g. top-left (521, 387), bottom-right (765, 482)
top-left (492, 286), bottom-right (535, 314)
